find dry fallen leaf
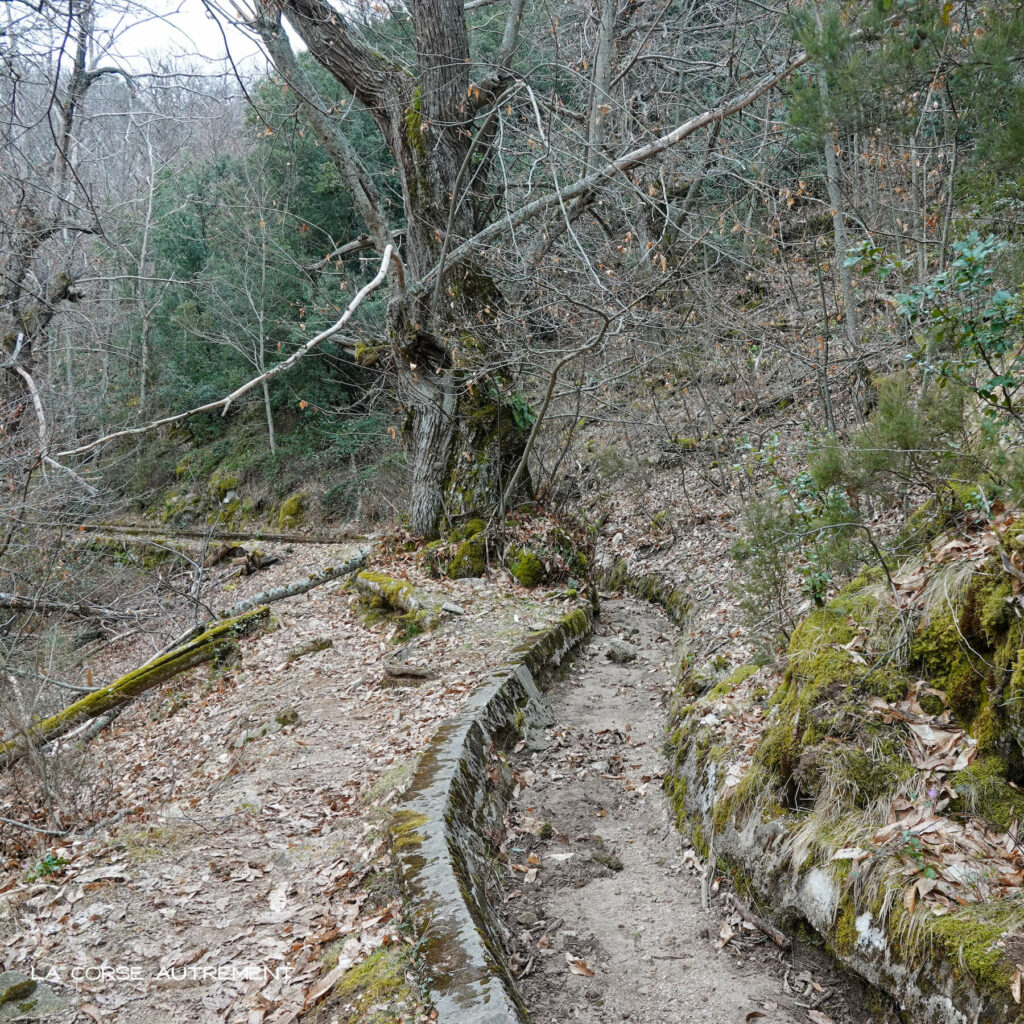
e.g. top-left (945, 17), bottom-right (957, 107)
top-left (831, 847), bottom-right (869, 862)
top-left (1012, 965), bottom-right (1023, 1004)
top-left (807, 1012), bottom-right (834, 1024)
top-left (565, 952), bottom-right (595, 977)
top-left (715, 919), bottom-right (734, 949)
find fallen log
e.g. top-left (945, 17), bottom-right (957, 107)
top-left (0, 593), bottom-right (138, 620)
top-left (73, 521), bottom-right (367, 546)
top-left (126, 549), bottom-right (370, 678)
top-left (353, 569), bottom-right (465, 629)
top-left (77, 532), bottom-right (196, 564)
top-left (0, 606), bottom-right (269, 765)
top-left (220, 549), bottom-right (369, 617)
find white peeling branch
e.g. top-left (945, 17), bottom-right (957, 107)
top-left (13, 365), bottom-right (99, 496)
top-left (218, 548), bottom-right (369, 617)
top-left (57, 245), bottom-right (393, 460)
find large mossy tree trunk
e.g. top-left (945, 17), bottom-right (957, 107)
top-left (442, 392), bottom-right (531, 522)
top-left (267, 0), bottom-right (530, 538)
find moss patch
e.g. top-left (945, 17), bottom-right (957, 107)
top-left (331, 946), bottom-right (416, 1024)
top-left (950, 754), bottom-right (1024, 829)
top-left (277, 492), bottom-right (306, 530)
top-left (448, 533), bottom-right (487, 579)
top-left (509, 549), bottom-right (544, 588)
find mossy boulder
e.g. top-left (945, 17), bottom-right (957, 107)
top-left (208, 467), bottom-right (241, 501)
top-left (450, 517), bottom-right (486, 543)
top-left (909, 611), bottom-right (982, 722)
top-left (447, 532), bottom-right (487, 579)
top-left (509, 548), bottom-right (544, 588)
top-left (277, 492), bottom-right (306, 530)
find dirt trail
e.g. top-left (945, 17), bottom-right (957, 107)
top-left (497, 598), bottom-right (868, 1024)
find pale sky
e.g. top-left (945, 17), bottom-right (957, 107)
top-left (98, 0), bottom-right (279, 71)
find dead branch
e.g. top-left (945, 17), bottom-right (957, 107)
top-left (13, 365), bottom-right (99, 496)
top-left (726, 893), bottom-right (792, 950)
top-left (0, 592), bottom-right (137, 620)
top-left (56, 245), bottom-right (393, 460)
top-left (220, 549), bottom-right (369, 617)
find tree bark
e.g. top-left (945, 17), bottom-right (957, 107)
top-left (270, 0), bottom-right (529, 538)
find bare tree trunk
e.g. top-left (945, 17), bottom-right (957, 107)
top-left (818, 68), bottom-right (859, 356)
top-left (585, 0), bottom-right (618, 175)
top-left (262, 378), bottom-right (277, 456)
top-left (408, 379), bottom-right (457, 538)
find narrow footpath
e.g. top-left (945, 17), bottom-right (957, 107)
top-left (495, 598), bottom-right (881, 1024)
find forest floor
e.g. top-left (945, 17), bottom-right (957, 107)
top-left (0, 542), bottom-right (571, 1023)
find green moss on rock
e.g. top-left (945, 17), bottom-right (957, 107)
top-left (277, 492), bottom-right (305, 530)
top-left (331, 946), bottom-right (415, 1023)
top-left (448, 533), bottom-right (487, 579)
top-left (924, 907), bottom-right (1017, 995)
top-left (509, 549), bottom-right (544, 588)
top-left (910, 612), bottom-right (984, 722)
top-left (950, 754), bottom-right (1024, 829)
top-left (450, 518), bottom-right (486, 542)
top-left (209, 468), bottom-right (240, 500)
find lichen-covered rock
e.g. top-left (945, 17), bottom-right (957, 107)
top-left (0, 970), bottom-right (67, 1021)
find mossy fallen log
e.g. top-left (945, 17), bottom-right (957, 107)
top-left (75, 532), bottom-right (196, 565)
top-left (353, 570), bottom-right (465, 630)
top-left (1, 606), bottom-right (269, 765)
top-left (74, 521), bottom-right (366, 546)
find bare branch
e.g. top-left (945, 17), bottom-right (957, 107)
top-left (417, 48), bottom-right (814, 290)
top-left (56, 246), bottom-right (393, 460)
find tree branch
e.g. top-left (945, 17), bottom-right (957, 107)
top-left (275, 0), bottom-right (395, 114)
top-left (56, 246), bottom-right (393, 460)
top-left (416, 48), bottom-right (814, 290)
top-left (254, 6), bottom-right (395, 260)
